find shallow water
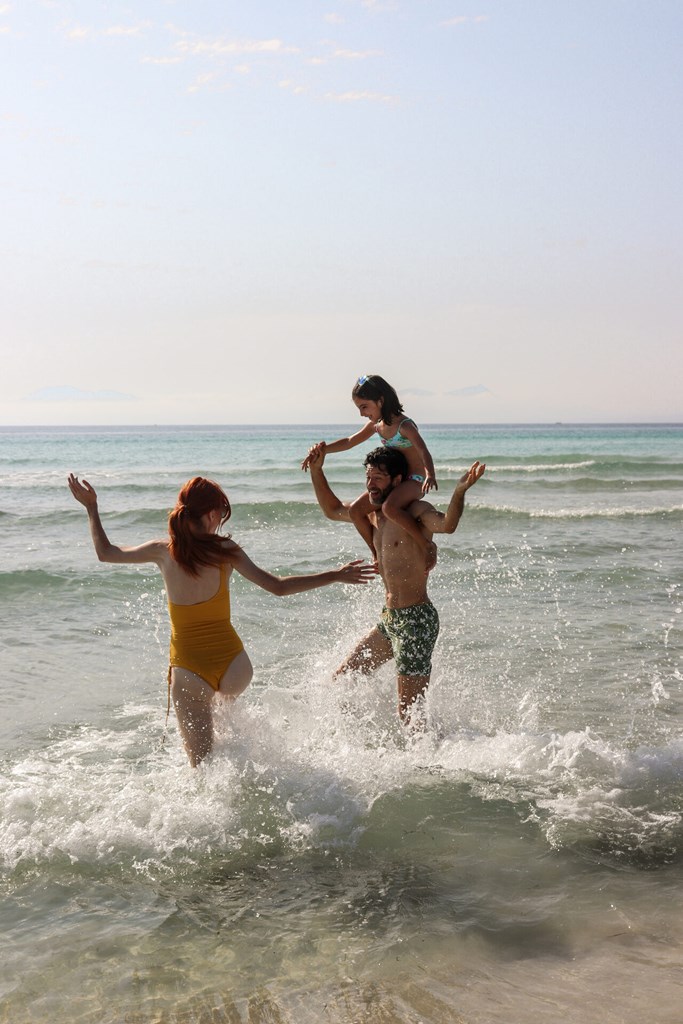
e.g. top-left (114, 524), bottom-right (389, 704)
top-left (1, 424), bottom-right (682, 1022)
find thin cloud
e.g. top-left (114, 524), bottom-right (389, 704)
top-left (82, 259), bottom-right (160, 269)
top-left (178, 119), bottom-right (207, 136)
top-left (360, 0), bottom-right (399, 11)
top-left (146, 29), bottom-right (301, 71)
top-left (325, 90), bottom-right (398, 104)
top-left (64, 24), bottom-right (90, 40)
top-left (24, 386), bottom-right (137, 403)
top-left (332, 48), bottom-right (383, 59)
top-left (445, 385), bottom-right (492, 399)
top-left (187, 71), bottom-right (232, 94)
top-left (325, 13), bottom-right (345, 25)
top-left (104, 23), bottom-right (152, 38)
top-left (141, 55), bottom-right (184, 66)
top-left (165, 23), bottom-right (191, 38)
top-left (309, 41), bottom-right (383, 64)
top-left (441, 15), bottom-right (490, 28)
top-left (279, 80), bottom-right (307, 95)
top-left (174, 37), bottom-right (300, 57)
top-left (60, 20), bottom-right (153, 41)
top-left (401, 388), bottom-right (436, 398)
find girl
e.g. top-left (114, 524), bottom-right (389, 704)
top-left (68, 473), bottom-right (376, 767)
top-left (301, 374), bottom-right (437, 561)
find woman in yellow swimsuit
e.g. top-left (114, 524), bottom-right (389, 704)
top-left (68, 474), bottom-right (376, 767)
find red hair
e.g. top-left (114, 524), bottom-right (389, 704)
top-left (168, 477), bottom-right (232, 574)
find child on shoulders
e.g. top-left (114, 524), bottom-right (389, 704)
top-left (302, 374), bottom-right (437, 562)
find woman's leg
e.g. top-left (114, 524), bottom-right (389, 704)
top-left (171, 654), bottom-right (253, 767)
top-left (217, 649), bottom-right (254, 699)
top-left (170, 668), bottom-right (216, 767)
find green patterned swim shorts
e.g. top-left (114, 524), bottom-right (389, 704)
top-left (377, 602), bottom-right (440, 677)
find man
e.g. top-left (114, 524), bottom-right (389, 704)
top-left (307, 445), bottom-right (485, 723)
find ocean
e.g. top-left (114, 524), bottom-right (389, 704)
top-left (0, 423), bottom-right (681, 1024)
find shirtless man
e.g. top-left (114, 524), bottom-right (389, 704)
top-left (306, 445), bottom-right (485, 722)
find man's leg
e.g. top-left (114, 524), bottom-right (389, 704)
top-left (397, 674), bottom-right (430, 725)
top-left (389, 602), bottom-right (439, 725)
top-left (335, 626), bottom-right (393, 677)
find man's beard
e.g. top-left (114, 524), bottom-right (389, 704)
top-left (368, 484), bottom-right (392, 507)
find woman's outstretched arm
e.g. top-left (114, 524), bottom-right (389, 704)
top-left (68, 475), bottom-right (165, 565)
top-left (227, 543), bottom-right (378, 597)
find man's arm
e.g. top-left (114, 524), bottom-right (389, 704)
top-left (415, 461), bottom-right (485, 535)
top-left (307, 449), bottom-right (353, 523)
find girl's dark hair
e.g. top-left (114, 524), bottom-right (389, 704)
top-left (351, 374), bottom-right (403, 425)
top-left (168, 477), bottom-right (232, 575)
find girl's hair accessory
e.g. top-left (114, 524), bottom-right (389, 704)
top-left (357, 375), bottom-right (369, 385)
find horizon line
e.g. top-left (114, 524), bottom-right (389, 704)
top-left (1, 421), bottom-right (682, 429)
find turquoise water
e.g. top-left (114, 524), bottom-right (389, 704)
top-left (1, 423), bottom-right (682, 1023)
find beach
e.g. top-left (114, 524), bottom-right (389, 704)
top-left (1, 423), bottom-right (682, 1023)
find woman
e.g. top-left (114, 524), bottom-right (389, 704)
top-left (68, 474), bottom-right (377, 766)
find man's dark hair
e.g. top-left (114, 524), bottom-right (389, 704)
top-left (363, 446), bottom-right (408, 480)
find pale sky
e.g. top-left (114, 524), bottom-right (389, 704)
top-left (1, 0), bottom-right (681, 425)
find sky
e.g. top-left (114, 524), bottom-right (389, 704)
top-left (1, 0), bottom-right (681, 425)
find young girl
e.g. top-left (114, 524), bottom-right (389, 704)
top-left (301, 374), bottom-right (437, 560)
top-left (68, 473), bottom-right (376, 767)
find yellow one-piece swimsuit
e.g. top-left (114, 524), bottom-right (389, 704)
top-left (168, 564), bottom-right (244, 691)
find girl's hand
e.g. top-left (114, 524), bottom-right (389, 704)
top-left (421, 474), bottom-right (438, 495)
top-left (301, 441), bottom-right (326, 472)
top-left (335, 559), bottom-right (379, 584)
top-left (68, 474), bottom-right (98, 509)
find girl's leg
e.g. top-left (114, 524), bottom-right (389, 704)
top-left (350, 491), bottom-right (377, 558)
top-left (381, 480), bottom-right (430, 550)
top-left (170, 668), bottom-right (216, 767)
